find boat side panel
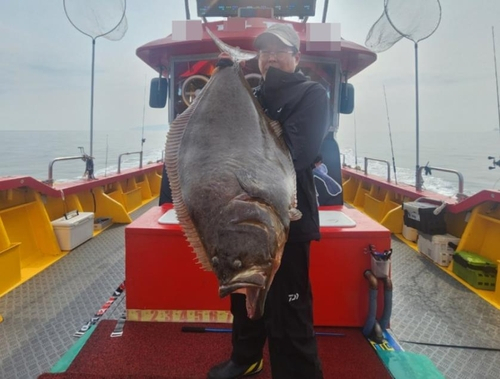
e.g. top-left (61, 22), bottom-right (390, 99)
top-left (342, 167), bottom-right (500, 309)
top-left (0, 164), bottom-right (163, 298)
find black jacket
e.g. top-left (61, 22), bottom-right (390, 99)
top-left (255, 67), bottom-right (329, 242)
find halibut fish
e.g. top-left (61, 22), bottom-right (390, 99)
top-left (165, 30), bottom-right (300, 320)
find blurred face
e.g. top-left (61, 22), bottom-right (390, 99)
top-left (258, 39), bottom-right (300, 79)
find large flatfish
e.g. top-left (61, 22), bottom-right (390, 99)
top-left (165, 29), bottom-right (301, 320)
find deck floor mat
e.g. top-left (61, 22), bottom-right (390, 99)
top-left (39, 320), bottom-right (391, 379)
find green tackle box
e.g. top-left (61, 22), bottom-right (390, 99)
top-left (452, 251), bottom-right (497, 291)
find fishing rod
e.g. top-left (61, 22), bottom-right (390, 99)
top-left (105, 134), bottom-right (109, 177)
top-left (140, 75), bottom-right (147, 169)
top-left (383, 85), bottom-right (398, 184)
top-left (489, 27), bottom-right (500, 177)
top-left (492, 26), bottom-right (500, 136)
top-left (353, 111), bottom-right (359, 169)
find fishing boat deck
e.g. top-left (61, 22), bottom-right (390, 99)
top-left (1, 202), bottom-right (500, 379)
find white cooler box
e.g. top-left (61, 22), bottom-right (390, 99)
top-left (51, 211), bottom-right (94, 251)
top-left (402, 224), bottom-right (418, 242)
top-left (417, 233), bottom-right (460, 267)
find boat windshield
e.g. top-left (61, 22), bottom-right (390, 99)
top-left (170, 56), bottom-right (338, 126)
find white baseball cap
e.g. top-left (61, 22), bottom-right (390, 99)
top-left (254, 24), bottom-right (300, 51)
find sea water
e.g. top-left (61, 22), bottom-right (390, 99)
top-left (0, 129), bottom-right (167, 182)
top-left (1, 128), bottom-right (500, 197)
top-left (336, 127), bottom-right (500, 197)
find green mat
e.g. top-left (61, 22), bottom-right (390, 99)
top-left (378, 351), bottom-right (445, 379)
top-left (50, 325), bottom-right (97, 373)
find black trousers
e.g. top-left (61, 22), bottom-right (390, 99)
top-left (159, 164), bottom-right (173, 205)
top-left (230, 241), bottom-right (323, 379)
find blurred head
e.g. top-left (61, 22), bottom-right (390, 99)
top-left (254, 24), bottom-right (301, 78)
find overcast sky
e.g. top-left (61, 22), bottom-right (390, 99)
top-left (1, 0), bottom-right (500, 135)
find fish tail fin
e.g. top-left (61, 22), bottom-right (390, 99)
top-left (205, 26), bottom-right (257, 62)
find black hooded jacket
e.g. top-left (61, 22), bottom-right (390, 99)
top-left (255, 67), bottom-right (329, 242)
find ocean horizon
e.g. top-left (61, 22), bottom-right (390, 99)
top-left (336, 127), bottom-right (500, 197)
top-left (0, 129), bottom-right (168, 182)
top-left (1, 127), bottom-right (500, 197)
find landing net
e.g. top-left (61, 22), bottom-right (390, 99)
top-left (366, 0), bottom-right (441, 52)
top-left (364, 0), bottom-right (442, 189)
top-left (63, 0), bottom-right (128, 41)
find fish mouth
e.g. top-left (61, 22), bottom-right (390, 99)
top-left (219, 271), bottom-right (266, 297)
top-left (218, 270), bottom-right (269, 320)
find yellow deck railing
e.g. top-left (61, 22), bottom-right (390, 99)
top-left (342, 167), bottom-right (500, 309)
top-left (0, 163), bottom-right (163, 297)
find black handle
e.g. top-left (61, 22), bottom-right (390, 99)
top-left (181, 326), bottom-right (208, 333)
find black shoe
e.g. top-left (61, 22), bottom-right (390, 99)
top-left (207, 359), bottom-right (263, 379)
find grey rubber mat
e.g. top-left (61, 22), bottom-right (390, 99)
top-left (390, 236), bottom-right (500, 379)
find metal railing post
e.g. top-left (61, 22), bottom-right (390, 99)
top-left (364, 157), bottom-right (391, 182)
top-left (416, 166), bottom-right (466, 199)
top-left (117, 151), bottom-right (143, 174)
top-left (47, 155), bottom-right (91, 186)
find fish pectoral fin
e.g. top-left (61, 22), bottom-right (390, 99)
top-left (289, 208), bottom-right (302, 221)
top-left (235, 171), bottom-right (264, 198)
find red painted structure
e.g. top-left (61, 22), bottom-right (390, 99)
top-left (342, 166), bottom-right (500, 214)
top-left (310, 206), bottom-right (391, 326)
top-left (0, 163), bottom-right (164, 197)
top-left (136, 18), bottom-right (376, 80)
top-left (125, 204), bottom-right (390, 327)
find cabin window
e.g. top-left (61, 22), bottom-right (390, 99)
top-left (169, 57), bottom-right (339, 129)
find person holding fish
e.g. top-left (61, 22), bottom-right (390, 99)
top-left (207, 23), bottom-right (329, 379)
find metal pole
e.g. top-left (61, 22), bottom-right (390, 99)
top-left (184, 0), bottom-right (191, 20)
top-left (354, 112), bottom-right (358, 167)
top-left (493, 27), bottom-right (500, 136)
top-left (63, 0), bottom-right (127, 170)
top-left (322, 0), bottom-right (330, 23)
top-left (414, 42), bottom-right (421, 190)
top-left (90, 38), bottom-right (96, 158)
top-left (140, 76), bottom-right (147, 169)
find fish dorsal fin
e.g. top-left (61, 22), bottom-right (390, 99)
top-left (268, 118), bottom-right (299, 215)
top-left (165, 103), bottom-right (212, 271)
top-left (259, 113), bottom-right (300, 221)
